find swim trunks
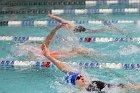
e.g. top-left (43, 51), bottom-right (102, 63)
top-left (74, 26), bottom-right (86, 32)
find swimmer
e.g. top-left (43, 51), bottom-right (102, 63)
top-left (40, 24), bottom-right (64, 58)
top-left (18, 23), bottom-right (104, 61)
top-left (40, 23), bottom-right (107, 61)
top-left (43, 44), bottom-right (140, 92)
top-left (40, 23), bottom-right (82, 58)
top-left (40, 24), bottom-right (97, 60)
top-left (16, 24), bottom-right (65, 60)
top-left (48, 13), bottom-right (128, 34)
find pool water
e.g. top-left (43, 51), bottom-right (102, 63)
top-left (0, 0), bottom-right (140, 93)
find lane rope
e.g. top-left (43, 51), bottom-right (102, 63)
top-left (0, 20), bottom-right (139, 26)
top-left (0, 36), bottom-right (140, 42)
top-left (0, 0), bottom-right (139, 6)
top-left (0, 60), bottom-right (139, 70)
top-left (0, 8), bottom-right (140, 14)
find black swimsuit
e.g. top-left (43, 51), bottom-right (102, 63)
top-left (86, 81), bottom-right (125, 93)
top-left (86, 81), bottom-right (111, 92)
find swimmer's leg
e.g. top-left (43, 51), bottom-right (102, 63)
top-left (71, 48), bottom-right (112, 62)
top-left (117, 83), bottom-right (140, 90)
top-left (127, 84), bottom-right (140, 90)
top-left (86, 26), bottom-right (121, 33)
top-left (49, 47), bottom-right (110, 61)
top-left (86, 25), bottom-right (130, 35)
top-left (106, 25), bottom-right (130, 35)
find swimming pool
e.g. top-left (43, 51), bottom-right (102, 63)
top-left (0, 0), bottom-right (140, 93)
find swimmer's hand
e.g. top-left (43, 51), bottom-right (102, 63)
top-left (43, 43), bottom-right (70, 73)
top-left (48, 13), bottom-right (69, 27)
top-left (43, 44), bottom-right (51, 58)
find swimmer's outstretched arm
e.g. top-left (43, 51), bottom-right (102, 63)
top-left (48, 13), bottom-right (75, 29)
top-left (48, 13), bottom-right (69, 24)
top-left (41, 24), bottom-right (63, 49)
top-left (43, 44), bottom-right (71, 73)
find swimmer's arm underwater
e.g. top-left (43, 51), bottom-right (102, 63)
top-left (43, 44), bottom-right (71, 73)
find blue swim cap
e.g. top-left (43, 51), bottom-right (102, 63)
top-left (65, 73), bottom-right (79, 85)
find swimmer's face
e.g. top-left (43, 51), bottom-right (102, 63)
top-left (76, 75), bottom-right (86, 88)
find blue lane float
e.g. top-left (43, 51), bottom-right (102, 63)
top-left (13, 37), bottom-right (29, 42)
top-left (122, 63), bottom-right (140, 70)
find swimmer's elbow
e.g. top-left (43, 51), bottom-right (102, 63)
top-left (47, 55), bottom-right (70, 73)
top-left (61, 69), bottom-right (69, 73)
top-left (61, 68), bottom-right (72, 74)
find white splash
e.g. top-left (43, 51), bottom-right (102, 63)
top-left (119, 45), bottom-right (140, 55)
top-left (11, 43), bottom-right (46, 60)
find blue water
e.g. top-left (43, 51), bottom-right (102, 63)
top-left (0, 1), bottom-right (140, 93)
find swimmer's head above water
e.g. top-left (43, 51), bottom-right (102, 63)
top-left (65, 73), bottom-right (87, 88)
top-left (43, 41), bottom-right (140, 92)
top-left (61, 22), bottom-right (86, 33)
top-left (74, 26), bottom-right (86, 33)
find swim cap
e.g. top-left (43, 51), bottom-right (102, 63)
top-left (65, 73), bottom-right (79, 85)
top-left (74, 26), bottom-right (86, 32)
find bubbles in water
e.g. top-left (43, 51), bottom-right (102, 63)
top-left (136, 21), bottom-right (140, 29)
top-left (11, 43), bottom-right (46, 61)
top-left (119, 45), bottom-right (140, 55)
top-left (104, 87), bottom-right (127, 93)
top-left (51, 27), bottom-right (82, 52)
